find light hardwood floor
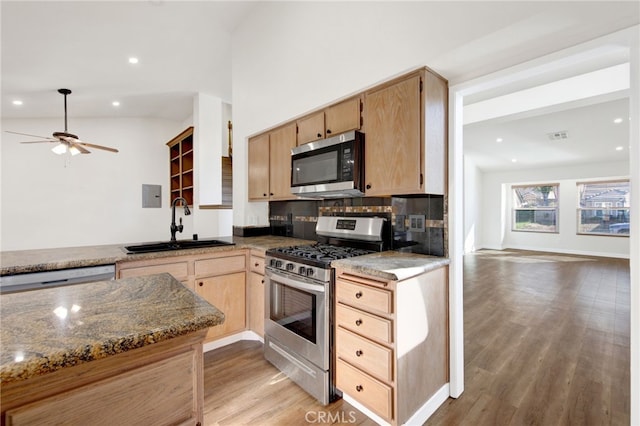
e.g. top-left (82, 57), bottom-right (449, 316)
top-left (202, 250), bottom-right (630, 425)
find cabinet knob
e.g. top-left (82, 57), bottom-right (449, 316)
top-left (355, 319), bottom-right (363, 326)
top-left (366, 184), bottom-right (372, 190)
top-left (356, 385), bottom-right (363, 392)
top-left (326, 129), bottom-right (332, 134)
top-left (270, 193), bottom-right (274, 196)
top-left (355, 291), bottom-right (363, 299)
top-left (261, 279), bottom-right (265, 284)
top-left (356, 350), bottom-right (363, 357)
top-left (263, 193), bottom-right (267, 197)
top-left (198, 282), bottom-right (203, 287)
top-left (254, 262), bottom-right (260, 267)
top-left (317, 133), bottom-right (322, 138)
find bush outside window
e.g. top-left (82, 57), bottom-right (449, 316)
top-left (577, 180), bottom-right (630, 236)
top-left (512, 184), bottom-right (559, 233)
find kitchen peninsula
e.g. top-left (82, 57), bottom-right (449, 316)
top-left (0, 273), bottom-right (224, 425)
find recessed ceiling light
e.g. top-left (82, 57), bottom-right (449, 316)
top-left (613, 118), bottom-right (623, 124)
top-left (12, 100), bottom-right (23, 106)
top-left (112, 101), bottom-right (120, 107)
top-left (511, 158), bottom-right (517, 163)
top-left (496, 138), bottom-right (503, 143)
top-left (128, 57), bottom-right (139, 64)
top-left (616, 146), bottom-right (624, 151)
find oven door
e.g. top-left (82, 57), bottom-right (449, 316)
top-left (264, 268), bottom-right (329, 370)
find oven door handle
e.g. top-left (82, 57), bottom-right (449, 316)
top-left (265, 269), bottom-right (325, 294)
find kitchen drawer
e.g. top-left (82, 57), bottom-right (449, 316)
top-left (118, 262), bottom-right (188, 281)
top-left (336, 359), bottom-right (393, 421)
top-left (195, 255), bottom-right (245, 277)
top-left (336, 279), bottom-right (392, 314)
top-left (336, 303), bottom-right (393, 344)
top-left (337, 327), bottom-right (393, 382)
top-left (250, 255), bottom-right (265, 274)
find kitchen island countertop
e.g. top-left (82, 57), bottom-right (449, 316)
top-left (331, 250), bottom-right (450, 281)
top-left (0, 235), bottom-right (316, 276)
top-left (0, 273), bottom-right (224, 384)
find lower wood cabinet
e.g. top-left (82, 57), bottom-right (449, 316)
top-left (248, 250), bottom-right (266, 337)
top-left (334, 266), bottom-right (448, 425)
top-left (116, 250), bottom-right (248, 343)
top-left (196, 272), bottom-right (245, 340)
top-left (2, 332), bottom-right (207, 426)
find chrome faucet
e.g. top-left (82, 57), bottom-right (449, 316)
top-left (170, 197), bottom-right (191, 242)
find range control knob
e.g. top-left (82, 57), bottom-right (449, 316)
top-left (286, 263), bottom-right (295, 271)
top-left (275, 260), bottom-right (283, 268)
top-left (306, 268), bottom-right (314, 277)
top-left (269, 259), bottom-right (278, 267)
top-left (298, 266), bottom-right (307, 275)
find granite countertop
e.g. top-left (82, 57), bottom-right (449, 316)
top-left (0, 235), bottom-right (315, 275)
top-left (331, 251), bottom-right (450, 281)
top-left (0, 273), bottom-right (224, 384)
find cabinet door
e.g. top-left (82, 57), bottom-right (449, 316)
top-left (269, 123), bottom-right (297, 200)
top-left (325, 97), bottom-right (361, 136)
top-left (196, 272), bottom-right (246, 340)
top-left (248, 271), bottom-right (265, 337)
top-left (248, 133), bottom-right (270, 200)
top-left (364, 75), bottom-right (421, 196)
top-left (297, 112), bottom-right (325, 145)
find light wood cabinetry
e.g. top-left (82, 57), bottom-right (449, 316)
top-left (167, 127), bottom-right (195, 206)
top-left (248, 250), bottom-right (266, 337)
top-left (196, 272), bottom-right (245, 340)
top-left (296, 97), bottom-right (362, 145)
top-left (248, 133), bottom-right (270, 200)
top-left (363, 69), bottom-right (447, 196)
top-left (334, 266), bottom-right (448, 425)
top-left (2, 331), bottom-right (207, 426)
top-left (116, 250), bottom-right (247, 343)
top-left (248, 124), bottom-right (297, 201)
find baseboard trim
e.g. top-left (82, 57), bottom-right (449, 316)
top-left (343, 383), bottom-right (450, 426)
top-left (202, 331), bottom-right (263, 353)
top-left (471, 245), bottom-right (629, 259)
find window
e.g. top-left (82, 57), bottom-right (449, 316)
top-left (577, 180), bottom-right (630, 236)
top-left (512, 184), bottom-right (559, 233)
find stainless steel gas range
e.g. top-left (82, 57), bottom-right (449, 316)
top-left (263, 216), bottom-right (388, 405)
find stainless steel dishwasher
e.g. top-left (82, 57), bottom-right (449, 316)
top-left (0, 265), bottom-right (116, 294)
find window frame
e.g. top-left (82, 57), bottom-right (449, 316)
top-left (511, 183), bottom-right (560, 234)
top-left (576, 179), bottom-right (630, 237)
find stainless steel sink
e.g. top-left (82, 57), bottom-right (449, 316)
top-left (125, 239), bottom-right (235, 254)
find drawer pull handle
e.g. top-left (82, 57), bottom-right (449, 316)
top-left (356, 350), bottom-right (363, 357)
top-left (356, 385), bottom-right (363, 392)
top-left (254, 262), bottom-right (260, 267)
top-left (355, 319), bottom-right (362, 326)
top-left (355, 291), bottom-right (363, 299)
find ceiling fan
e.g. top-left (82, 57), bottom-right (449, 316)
top-left (6, 89), bottom-right (119, 155)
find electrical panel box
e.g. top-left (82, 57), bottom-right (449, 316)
top-left (142, 184), bottom-right (162, 208)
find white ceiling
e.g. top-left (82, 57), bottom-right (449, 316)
top-left (1, 1), bottom-right (638, 171)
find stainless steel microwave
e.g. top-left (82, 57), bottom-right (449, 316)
top-left (291, 130), bottom-right (364, 198)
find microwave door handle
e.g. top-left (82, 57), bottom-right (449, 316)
top-left (266, 269), bottom-right (325, 294)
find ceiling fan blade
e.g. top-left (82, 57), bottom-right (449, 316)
top-left (19, 140), bottom-right (57, 144)
top-left (76, 141), bottom-right (119, 153)
top-left (70, 142), bottom-right (91, 154)
top-left (5, 130), bottom-right (55, 140)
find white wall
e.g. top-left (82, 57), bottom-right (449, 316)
top-left (479, 161), bottom-right (630, 257)
top-left (463, 156), bottom-right (483, 253)
top-left (1, 117), bottom-right (185, 250)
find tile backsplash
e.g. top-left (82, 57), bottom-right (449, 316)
top-left (269, 195), bottom-right (447, 256)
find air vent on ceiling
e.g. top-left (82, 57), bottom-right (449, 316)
top-left (547, 130), bottom-right (569, 141)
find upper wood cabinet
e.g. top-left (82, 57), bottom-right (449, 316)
top-left (167, 127), bottom-right (194, 206)
top-left (297, 97), bottom-right (362, 145)
top-left (363, 69), bottom-right (447, 196)
top-left (248, 123), bottom-right (297, 201)
top-left (248, 133), bottom-right (270, 200)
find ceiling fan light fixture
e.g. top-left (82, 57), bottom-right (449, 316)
top-left (69, 146), bottom-right (81, 156)
top-left (52, 143), bottom-right (67, 155)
